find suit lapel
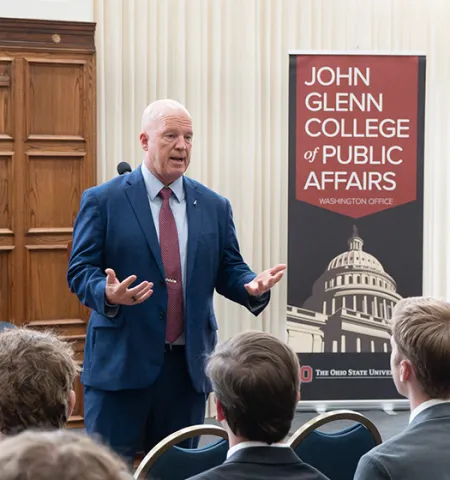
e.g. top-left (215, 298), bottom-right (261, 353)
top-left (124, 169), bottom-right (165, 279)
top-left (184, 177), bottom-right (202, 286)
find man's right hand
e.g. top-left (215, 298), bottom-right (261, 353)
top-left (105, 268), bottom-right (154, 305)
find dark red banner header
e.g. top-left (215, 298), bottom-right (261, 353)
top-left (296, 55), bottom-right (418, 218)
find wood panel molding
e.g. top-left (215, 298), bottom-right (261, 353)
top-left (0, 18), bottom-right (95, 52)
top-left (26, 151), bottom-right (87, 156)
top-left (26, 244), bottom-right (69, 250)
top-left (27, 318), bottom-right (87, 329)
top-left (0, 18), bottom-right (96, 427)
top-left (0, 61), bottom-right (14, 140)
top-left (0, 249), bottom-right (12, 321)
top-left (27, 135), bottom-right (86, 142)
top-left (28, 227), bottom-right (74, 234)
top-left (0, 153), bottom-right (13, 233)
top-left (24, 60), bottom-right (87, 141)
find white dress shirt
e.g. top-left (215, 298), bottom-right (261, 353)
top-left (227, 441), bottom-right (290, 459)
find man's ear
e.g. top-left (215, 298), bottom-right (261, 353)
top-left (67, 390), bottom-right (76, 419)
top-left (139, 133), bottom-right (148, 150)
top-left (400, 359), bottom-right (413, 383)
top-left (215, 396), bottom-right (225, 422)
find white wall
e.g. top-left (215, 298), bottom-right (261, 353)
top-left (0, 0), bottom-right (93, 22)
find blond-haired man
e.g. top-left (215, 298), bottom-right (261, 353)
top-left (0, 328), bottom-right (79, 434)
top-left (355, 297), bottom-right (450, 480)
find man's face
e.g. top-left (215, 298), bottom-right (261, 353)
top-left (141, 109), bottom-right (193, 185)
top-left (390, 336), bottom-right (407, 397)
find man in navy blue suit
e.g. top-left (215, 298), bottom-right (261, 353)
top-left (67, 99), bottom-right (286, 460)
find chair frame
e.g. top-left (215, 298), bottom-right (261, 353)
top-left (134, 424), bottom-right (228, 479)
top-left (287, 409), bottom-right (382, 448)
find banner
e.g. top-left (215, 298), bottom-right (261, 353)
top-left (287, 53), bottom-right (425, 401)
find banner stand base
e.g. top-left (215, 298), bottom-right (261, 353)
top-left (296, 399), bottom-right (410, 414)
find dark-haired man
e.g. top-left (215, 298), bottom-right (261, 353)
top-left (188, 331), bottom-right (328, 480)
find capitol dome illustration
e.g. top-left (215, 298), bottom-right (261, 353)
top-left (287, 227), bottom-right (402, 354)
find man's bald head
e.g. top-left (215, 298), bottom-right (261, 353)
top-left (141, 99), bottom-right (191, 133)
top-left (139, 99), bottom-right (193, 185)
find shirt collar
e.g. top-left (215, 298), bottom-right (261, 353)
top-left (409, 398), bottom-right (450, 424)
top-left (226, 441), bottom-right (290, 459)
top-left (140, 163), bottom-right (185, 202)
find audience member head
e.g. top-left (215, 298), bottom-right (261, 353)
top-left (207, 330), bottom-right (300, 446)
top-left (140, 99), bottom-right (193, 185)
top-left (391, 296), bottom-right (450, 408)
top-left (0, 430), bottom-right (131, 480)
top-left (0, 328), bottom-right (79, 435)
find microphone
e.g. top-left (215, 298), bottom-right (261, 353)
top-left (117, 161), bottom-right (132, 175)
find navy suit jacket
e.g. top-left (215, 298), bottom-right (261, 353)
top-left (187, 447), bottom-right (329, 480)
top-left (67, 168), bottom-right (269, 393)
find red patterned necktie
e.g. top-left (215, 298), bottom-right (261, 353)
top-left (159, 187), bottom-right (184, 343)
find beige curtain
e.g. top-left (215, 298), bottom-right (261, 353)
top-left (95, 0), bottom-right (292, 343)
top-left (94, 0), bottom-right (450, 414)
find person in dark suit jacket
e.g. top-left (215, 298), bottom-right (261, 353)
top-left (67, 99), bottom-right (286, 461)
top-left (354, 297), bottom-right (450, 480)
top-left (187, 331), bottom-right (328, 480)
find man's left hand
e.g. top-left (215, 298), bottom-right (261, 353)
top-left (244, 264), bottom-right (287, 296)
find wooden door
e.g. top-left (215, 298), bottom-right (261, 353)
top-left (0, 18), bottom-right (96, 427)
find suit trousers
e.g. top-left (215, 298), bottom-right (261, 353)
top-left (83, 346), bottom-right (207, 462)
